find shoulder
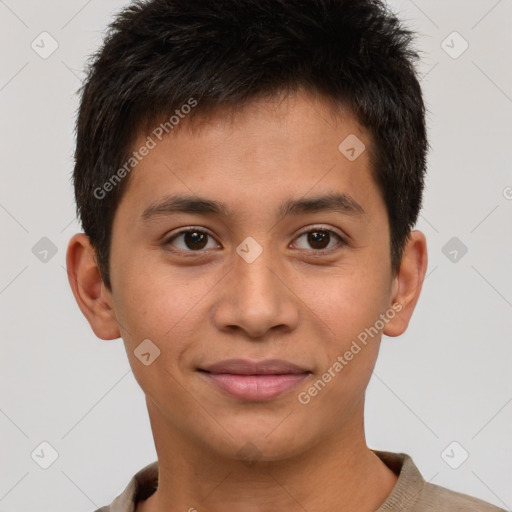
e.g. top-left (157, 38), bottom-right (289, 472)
top-left (91, 460), bottom-right (158, 512)
top-left (416, 482), bottom-right (507, 512)
top-left (373, 451), bottom-right (506, 512)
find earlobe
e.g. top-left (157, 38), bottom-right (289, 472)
top-left (383, 230), bottom-right (428, 338)
top-left (66, 233), bottom-right (121, 340)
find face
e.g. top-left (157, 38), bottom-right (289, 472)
top-left (105, 90), bottom-right (400, 461)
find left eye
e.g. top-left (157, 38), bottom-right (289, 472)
top-left (292, 229), bottom-right (343, 251)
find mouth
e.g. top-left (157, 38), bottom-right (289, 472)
top-left (197, 359), bottom-right (312, 401)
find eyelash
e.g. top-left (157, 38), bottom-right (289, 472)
top-left (163, 225), bottom-right (346, 256)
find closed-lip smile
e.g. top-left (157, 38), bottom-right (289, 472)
top-left (197, 358), bottom-right (311, 401)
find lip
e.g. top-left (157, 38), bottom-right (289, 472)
top-left (200, 358), bottom-right (310, 375)
top-left (198, 359), bottom-right (311, 401)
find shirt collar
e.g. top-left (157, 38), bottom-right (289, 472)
top-left (106, 451), bottom-right (424, 511)
top-left (374, 451), bottom-right (425, 511)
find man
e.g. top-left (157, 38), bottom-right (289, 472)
top-left (66, 0), bottom-right (505, 510)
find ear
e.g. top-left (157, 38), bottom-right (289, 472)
top-left (66, 233), bottom-right (121, 340)
top-left (383, 230), bottom-right (428, 337)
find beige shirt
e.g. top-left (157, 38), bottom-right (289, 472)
top-left (95, 451), bottom-right (506, 511)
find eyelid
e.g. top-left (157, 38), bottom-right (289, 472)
top-left (294, 224), bottom-right (346, 241)
top-left (165, 225), bottom-right (216, 240)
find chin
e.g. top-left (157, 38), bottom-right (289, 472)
top-left (212, 423), bottom-right (313, 464)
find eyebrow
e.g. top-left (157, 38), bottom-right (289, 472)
top-left (141, 192), bottom-right (365, 222)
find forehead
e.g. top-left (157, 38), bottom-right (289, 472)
top-left (116, 90), bottom-right (383, 224)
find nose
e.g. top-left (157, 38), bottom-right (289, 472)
top-left (211, 241), bottom-right (300, 340)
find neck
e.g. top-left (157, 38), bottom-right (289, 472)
top-left (137, 398), bottom-right (398, 512)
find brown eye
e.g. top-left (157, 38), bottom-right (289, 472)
top-left (183, 231), bottom-right (208, 250)
top-left (166, 229), bottom-right (218, 252)
top-left (307, 231), bottom-right (331, 250)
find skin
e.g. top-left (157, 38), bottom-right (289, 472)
top-left (67, 89), bottom-right (428, 512)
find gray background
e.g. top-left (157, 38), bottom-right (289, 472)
top-left (1, 0), bottom-right (511, 510)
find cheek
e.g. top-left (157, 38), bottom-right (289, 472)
top-left (112, 269), bottom-right (203, 400)
top-left (296, 271), bottom-right (389, 423)
top-left (300, 263), bottom-right (391, 345)
top-left (112, 257), bottom-right (215, 356)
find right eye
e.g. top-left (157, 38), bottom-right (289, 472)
top-left (164, 228), bottom-right (221, 253)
